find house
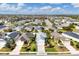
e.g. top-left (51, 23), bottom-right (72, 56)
top-left (18, 33), bottom-right (29, 42)
top-left (0, 32), bottom-right (5, 39)
top-left (0, 25), bottom-right (6, 30)
top-left (17, 32), bottom-right (35, 42)
top-left (0, 25), bottom-right (12, 32)
top-left (62, 32), bottom-right (79, 42)
top-left (24, 26), bottom-right (33, 31)
top-left (51, 31), bottom-right (61, 39)
top-left (26, 32), bottom-right (35, 38)
top-left (5, 32), bottom-right (20, 41)
top-left (33, 19), bottom-right (42, 25)
top-left (14, 26), bottom-right (24, 31)
top-left (34, 26), bottom-right (43, 30)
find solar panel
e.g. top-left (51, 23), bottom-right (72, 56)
top-left (0, 25), bottom-right (6, 29)
top-left (64, 32), bottom-right (79, 39)
top-left (8, 32), bottom-right (19, 39)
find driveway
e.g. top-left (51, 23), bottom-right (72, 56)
top-left (36, 31), bottom-right (47, 55)
top-left (61, 39), bottom-right (79, 54)
top-left (9, 40), bottom-right (24, 55)
top-left (0, 41), bottom-right (6, 49)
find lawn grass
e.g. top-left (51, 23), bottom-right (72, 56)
top-left (20, 41), bottom-right (37, 52)
top-left (30, 42), bottom-right (37, 52)
top-left (45, 38), bottom-right (69, 52)
top-left (20, 53), bottom-right (36, 55)
top-left (45, 48), bottom-right (57, 52)
top-left (70, 40), bottom-right (79, 50)
top-left (0, 47), bottom-right (11, 52)
top-left (0, 53), bottom-right (9, 55)
top-left (58, 29), bottom-right (66, 33)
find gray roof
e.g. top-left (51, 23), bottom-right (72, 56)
top-left (63, 32), bottom-right (79, 39)
top-left (26, 32), bottom-right (35, 38)
top-left (8, 32), bottom-right (20, 39)
top-left (34, 26), bottom-right (43, 30)
top-left (0, 25), bottom-right (6, 29)
top-left (20, 36), bottom-right (26, 41)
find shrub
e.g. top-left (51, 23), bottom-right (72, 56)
top-left (70, 41), bottom-right (74, 46)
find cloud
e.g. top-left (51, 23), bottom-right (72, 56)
top-left (51, 7), bottom-right (63, 11)
top-left (12, 5), bottom-right (65, 14)
top-left (71, 3), bottom-right (79, 7)
top-left (17, 3), bottom-right (24, 7)
top-left (39, 5), bottom-right (64, 12)
top-left (0, 3), bottom-right (25, 11)
top-left (40, 6), bottom-right (52, 10)
top-left (0, 3), bottom-right (70, 14)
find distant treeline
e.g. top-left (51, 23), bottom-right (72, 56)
top-left (68, 16), bottom-right (79, 19)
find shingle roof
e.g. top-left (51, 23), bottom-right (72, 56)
top-left (26, 32), bottom-right (35, 38)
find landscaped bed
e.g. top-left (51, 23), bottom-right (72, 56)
top-left (0, 47), bottom-right (11, 52)
top-left (0, 42), bottom-right (16, 52)
top-left (20, 40), bottom-right (37, 52)
top-left (70, 39), bottom-right (79, 50)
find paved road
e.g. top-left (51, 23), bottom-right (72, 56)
top-left (9, 40), bottom-right (24, 55)
top-left (45, 19), bottom-right (52, 29)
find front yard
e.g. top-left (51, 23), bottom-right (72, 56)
top-left (45, 38), bottom-right (69, 52)
top-left (70, 39), bottom-right (79, 50)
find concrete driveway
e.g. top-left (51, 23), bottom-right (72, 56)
top-left (61, 39), bottom-right (79, 54)
top-left (36, 31), bottom-right (47, 55)
top-left (0, 41), bottom-right (6, 49)
top-left (9, 40), bottom-right (24, 55)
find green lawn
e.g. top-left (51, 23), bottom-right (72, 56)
top-left (0, 47), bottom-right (11, 52)
top-left (45, 38), bottom-right (68, 52)
top-left (20, 41), bottom-right (37, 52)
top-left (45, 48), bottom-right (57, 52)
top-left (70, 40), bottom-right (79, 50)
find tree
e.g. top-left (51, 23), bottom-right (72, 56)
top-left (76, 42), bottom-right (79, 48)
top-left (0, 22), bottom-right (4, 25)
top-left (5, 38), bottom-right (16, 50)
top-left (70, 40), bottom-right (74, 46)
top-left (4, 29), bottom-right (12, 32)
top-left (42, 22), bottom-right (46, 26)
top-left (69, 23), bottom-right (75, 28)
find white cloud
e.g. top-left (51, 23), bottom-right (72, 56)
top-left (40, 6), bottom-right (52, 10)
top-left (71, 3), bottom-right (79, 7)
top-left (0, 4), bottom-right (65, 14)
top-left (0, 3), bottom-right (25, 11)
top-left (17, 3), bottom-right (24, 7)
top-left (39, 6), bottom-right (63, 12)
top-left (51, 7), bottom-right (63, 11)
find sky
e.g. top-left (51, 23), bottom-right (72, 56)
top-left (0, 3), bottom-right (79, 15)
